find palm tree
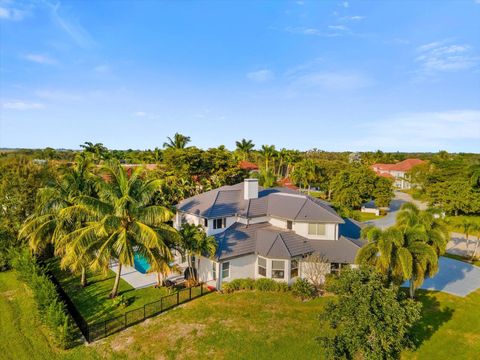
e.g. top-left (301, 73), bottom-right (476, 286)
top-left (178, 223), bottom-right (217, 283)
top-left (62, 161), bottom-right (179, 298)
top-left (235, 139), bottom-right (255, 161)
top-left (259, 145), bottom-right (276, 172)
top-left (80, 142), bottom-right (109, 162)
top-left (291, 159), bottom-right (317, 194)
top-left (357, 203), bottom-right (447, 298)
top-left (459, 218), bottom-right (475, 252)
top-left (19, 153), bottom-right (96, 287)
top-left (163, 133), bottom-right (191, 149)
top-left (470, 222), bottom-right (480, 261)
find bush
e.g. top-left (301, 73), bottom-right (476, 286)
top-left (11, 249), bottom-right (75, 348)
top-left (291, 278), bottom-right (316, 300)
top-left (222, 278), bottom-right (290, 293)
top-left (254, 278), bottom-right (280, 291)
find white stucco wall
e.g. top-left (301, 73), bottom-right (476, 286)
top-left (293, 222), bottom-right (338, 240)
top-left (205, 216), bottom-right (236, 236)
top-left (236, 216), bottom-right (269, 225)
top-left (217, 254), bottom-right (256, 289)
top-left (269, 217), bottom-right (288, 229)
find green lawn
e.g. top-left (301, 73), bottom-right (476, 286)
top-left (1, 270), bottom-right (480, 360)
top-left (48, 260), bottom-right (170, 322)
top-left (445, 215), bottom-right (480, 233)
top-left (352, 210), bottom-right (384, 222)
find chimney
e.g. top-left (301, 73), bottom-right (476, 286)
top-left (244, 178), bottom-right (259, 200)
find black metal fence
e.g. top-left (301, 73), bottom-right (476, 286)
top-left (47, 270), bottom-right (208, 343)
top-left (87, 284), bottom-right (206, 342)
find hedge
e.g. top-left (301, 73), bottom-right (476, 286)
top-left (11, 249), bottom-right (75, 348)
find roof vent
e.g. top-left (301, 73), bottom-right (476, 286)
top-left (244, 179), bottom-right (258, 200)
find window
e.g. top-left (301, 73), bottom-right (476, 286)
top-left (308, 223), bottom-right (326, 236)
top-left (287, 220), bottom-right (293, 230)
top-left (290, 259), bottom-right (299, 278)
top-left (272, 260), bottom-right (285, 279)
top-left (213, 218), bottom-right (226, 230)
top-left (212, 262), bottom-right (217, 280)
top-left (204, 218), bottom-right (208, 227)
top-left (258, 257), bottom-right (267, 277)
top-left (221, 262), bottom-right (230, 279)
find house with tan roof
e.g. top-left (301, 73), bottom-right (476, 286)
top-left (372, 158), bottom-right (425, 189)
top-left (174, 179), bottom-right (363, 289)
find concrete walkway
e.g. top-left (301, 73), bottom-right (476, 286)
top-left (110, 262), bottom-right (157, 289)
top-left (447, 232), bottom-right (479, 258)
top-left (404, 256), bottom-right (480, 297)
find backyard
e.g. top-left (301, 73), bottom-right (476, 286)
top-left (1, 270), bottom-right (479, 360)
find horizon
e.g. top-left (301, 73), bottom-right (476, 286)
top-left (1, 1), bottom-right (479, 152)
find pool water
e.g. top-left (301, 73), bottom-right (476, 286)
top-left (134, 253), bottom-right (151, 274)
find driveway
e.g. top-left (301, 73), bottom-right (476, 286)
top-left (364, 191), bottom-right (427, 229)
top-left (404, 256), bottom-right (480, 297)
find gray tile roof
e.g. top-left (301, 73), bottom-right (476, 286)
top-left (214, 220), bottom-right (363, 262)
top-left (176, 181), bottom-right (344, 223)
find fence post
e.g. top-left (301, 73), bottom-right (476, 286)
top-left (143, 304), bottom-right (146, 319)
top-left (189, 286), bottom-right (192, 300)
top-left (104, 320), bottom-right (107, 337)
top-left (160, 297), bottom-right (163, 313)
top-left (124, 312), bottom-right (127, 329)
top-left (177, 291), bottom-right (179, 305)
top-left (201, 283), bottom-right (203, 296)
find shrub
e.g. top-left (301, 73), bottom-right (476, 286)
top-left (238, 278), bottom-right (256, 290)
top-left (292, 278), bottom-right (316, 300)
top-left (11, 249), bottom-right (75, 348)
top-left (275, 281), bottom-right (290, 292)
top-left (254, 278), bottom-right (280, 291)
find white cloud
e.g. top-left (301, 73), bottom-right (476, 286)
top-left (284, 26), bottom-right (342, 37)
top-left (132, 111), bottom-right (147, 117)
top-left (247, 69), bottom-right (274, 83)
top-left (416, 40), bottom-right (478, 73)
top-left (2, 101), bottom-right (45, 110)
top-left (328, 25), bottom-right (349, 31)
top-left (0, 4), bottom-right (29, 21)
top-left (342, 1), bottom-right (349, 8)
top-left (289, 71), bottom-right (372, 92)
top-left (23, 53), bottom-right (57, 65)
top-left (340, 15), bottom-right (365, 21)
top-left (47, 1), bottom-right (96, 48)
top-left (353, 110), bottom-right (480, 151)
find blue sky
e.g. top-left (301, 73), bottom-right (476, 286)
top-left (1, 0), bottom-right (479, 152)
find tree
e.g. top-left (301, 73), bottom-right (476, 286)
top-left (18, 153), bottom-right (96, 286)
top-left (252, 168), bottom-right (277, 188)
top-left (178, 223), bottom-right (217, 283)
top-left (318, 267), bottom-right (421, 360)
top-left (80, 142), bottom-right (109, 161)
top-left (235, 139), bottom-right (255, 161)
top-left (61, 161), bottom-right (179, 298)
top-left (163, 133), bottom-right (191, 149)
top-left (300, 253), bottom-right (330, 289)
top-left (357, 203), bottom-right (447, 298)
top-left (330, 166), bottom-right (378, 209)
top-left (372, 176), bottom-right (394, 208)
top-left (291, 159), bottom-right (317, 194)
top-left (469, 222), bottom-right (480, 261)
top-left (259, 145), bottom-right (276, 172)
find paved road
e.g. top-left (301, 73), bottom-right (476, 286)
top-left (404, 256), bottom-right (480, 297)
top-left (364, 191), bottom-right (427, 229)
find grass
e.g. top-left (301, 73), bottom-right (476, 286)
top-left (445, 214), bottom-right (480, 233)
top-left (48, 259), bottom-right (170, 323)
top-left (1, 270), bottom-right (480, 360)
top-left (352, 210), bottom-right (384, 222)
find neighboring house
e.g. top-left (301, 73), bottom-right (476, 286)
top-left (371, 158), bottom-right (425, 190)
top-left (278, 177), bottom-right (299, 190)
top-left (174, 179), bottom-right (363, 289)
top-left (238, 160), bottom-right (259, 173)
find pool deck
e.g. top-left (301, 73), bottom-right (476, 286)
top-left (110, 261), bottom-right (157, 289)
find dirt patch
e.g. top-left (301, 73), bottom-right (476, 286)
top-left (0, 290), bottom-right (17, 301)
top-left (110, 335), bottom-right (135, 352)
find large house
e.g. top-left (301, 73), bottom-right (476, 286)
top-left (174, 179), bottom-right (363, 289)
top-left (371, 158), bottom-right (425, 190)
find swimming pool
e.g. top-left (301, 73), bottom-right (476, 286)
top-left (134, 253), bottom-right (151, 274)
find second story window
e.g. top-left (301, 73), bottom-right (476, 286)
top-left (204, 218), bottom-right (208, 227)
top-left (308, 223), bottom-right (326, 236)
top-left (213, 218), bottom-right (226, 229)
